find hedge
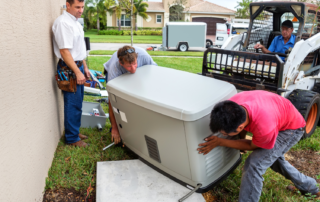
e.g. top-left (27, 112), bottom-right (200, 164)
top-left (103, 26), bottom-right (162, 31)
top-left (98, 30), bottom-right (162, 36)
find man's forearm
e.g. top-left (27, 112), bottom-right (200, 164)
top-left (83, 59), bottom-right (88, 69)
top-left (60, 49), bottom-right (82, 75)
top-left (261, 46), bottom-right (271, 54)
top-left (108, 101), bottom-right (119, 132)
top-left (220, 139), bottom-right (257, 151)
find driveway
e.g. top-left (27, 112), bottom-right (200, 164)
top-left (90, 43), bottom-right (207, 52)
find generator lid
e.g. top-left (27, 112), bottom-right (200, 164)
top-left (106, 65), bottom-right (236, 121)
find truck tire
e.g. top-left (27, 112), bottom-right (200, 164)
top-left (312, 82), bottom-right (320, 126)
top-left (287, 89), bottom-right (320, 139)
top-left (178, 43), bottom-right (188, 52)
top-left (206, 39), bottom-right (213, 48)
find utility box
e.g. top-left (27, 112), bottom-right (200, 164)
top-left (106, 65), bottom-right (241, 193)
top-left (81, 102), bottom-right (108, 130)
top-left (162, 22), bottom-right (207, 51)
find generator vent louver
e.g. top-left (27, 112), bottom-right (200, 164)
top-left (205, 147), bottom-right (238, 177)
top-left (145, 135), bottom-right (161, 163)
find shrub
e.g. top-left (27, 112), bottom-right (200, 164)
top-left (123, 31), bottom-right (131, 35)
top-left (98, 30), bottom-right (123, 35)
top-left (97, 29), bottom-right (162, 35)
top-left (145, 30), bottom-right (152, 35)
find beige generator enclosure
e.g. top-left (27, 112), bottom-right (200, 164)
top-left (106, 65), bottom-right (241, 192)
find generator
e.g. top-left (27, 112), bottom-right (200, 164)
top-left (106, 65), bottom-right (241, 192)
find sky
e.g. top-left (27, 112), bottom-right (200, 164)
top-left (148, 0), bottom-right (239, 11)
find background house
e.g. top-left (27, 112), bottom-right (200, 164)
top-left (0, 0), bottom-right (65, 201)
top-left (107, 0), bottom-right (235, 35)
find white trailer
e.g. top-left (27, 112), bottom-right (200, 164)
top-left (162, 22), bottom-right (208, 51)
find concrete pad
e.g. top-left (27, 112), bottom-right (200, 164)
top-left (96, 160), bottom-right (205, 202)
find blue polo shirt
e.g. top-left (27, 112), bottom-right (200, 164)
top-left (268, 34), bottom-right (296, 61)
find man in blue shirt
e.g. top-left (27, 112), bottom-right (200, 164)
top-left (254, 20), bottom-right (295, 61)
top-left (104, 46), bottom-right (157, 144)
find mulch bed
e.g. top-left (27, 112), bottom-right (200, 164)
top-left (285, 150), bottom-right (320, 183)
top-left (42, 188), bottom-right (95, 202)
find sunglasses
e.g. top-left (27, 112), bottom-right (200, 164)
top-left (119, 48), bottom-right (135, 56)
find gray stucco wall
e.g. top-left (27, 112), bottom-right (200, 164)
top-left (0, 0), bottom-right (66, 201)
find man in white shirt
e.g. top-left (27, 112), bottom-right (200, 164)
top-left (52, 0), bottom-right (90, 147)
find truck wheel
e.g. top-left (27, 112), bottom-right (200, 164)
top-left (178, 43), bottom-right (188, 52)
top-left (287, 89), bottom-right (320, 139)
top-left (312, 83), bottom-right (320, 126)
top-left (206, 39), bottom-right (213, 48)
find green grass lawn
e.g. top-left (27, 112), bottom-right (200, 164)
top-left (85, 30), bottom-right (162, 44)
top-left (45, 56), bottom-right (320, 201)
top-left (87, 56), bottom-right (203, 74)
top-left (89, 50), bottom-right (204, 57)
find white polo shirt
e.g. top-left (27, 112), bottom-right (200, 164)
top-left (52, 11), bottom-right (86, 61)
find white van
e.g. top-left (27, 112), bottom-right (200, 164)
top-left (215, 19), bottom-right (249, 47)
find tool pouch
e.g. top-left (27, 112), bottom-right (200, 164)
top-left (55, 59), bottom-right (82, 93)
top-left (56, 79), bottom-right (77, 92)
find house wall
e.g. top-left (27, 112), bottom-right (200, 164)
top-left (112, 12), bottom-right (117, 27)
top-left (144, 13), bottom-right (165, 27)
top-left (0, 0), bottom-right (66, 201)
top-left (191, 13), bottom-right (235, 20)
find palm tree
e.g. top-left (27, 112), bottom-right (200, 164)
top-left (115, 3), bottom-right (122, 31)
top-left (85, 0), bottom-right (107, 32)
top-left (104, 0), bottom-right (115, 27)
top-left (133, 0), bottom-right (148, 31)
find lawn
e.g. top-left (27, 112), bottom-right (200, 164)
top-left (85, 30), bottom-right (162, 44)
top-left (44, 56), bottom-right (320, 201)
top-left (86, 56), bottom-right (203, 74)
top-left (89, 50), bottom-right (205, 57)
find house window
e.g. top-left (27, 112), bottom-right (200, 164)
top-left (156, 14), bottom-right (162, 23)
top-left (118, 14), bottom-right (131, 27)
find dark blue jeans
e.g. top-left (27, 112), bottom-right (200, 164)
top-left (58, 62), bottom-right (84, 144)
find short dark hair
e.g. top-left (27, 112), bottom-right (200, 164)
top-left (67, 0), bottom-right (84, 5)
top-left (209, 100), bottom-right (246, 134)
top-left (117, 46), bottom-right (138, 64)
top-left (282, 20), bottom-right (293, 28)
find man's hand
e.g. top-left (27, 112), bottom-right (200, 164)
top-left (84, 67), bottom-right (90, 80)
top-left (111, 129), bottom-right (121, 144)
top-left (76, 72), bottom-right (86, 85)
top-left (254, 43), bottom-right (264, 49)
top-left (197, 136), bottom-right (221, 155)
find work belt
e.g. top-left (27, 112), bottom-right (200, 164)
top-left (58, 59), bottom-right (83, 68)
top-left (55, 59), bottom-right (83, 93)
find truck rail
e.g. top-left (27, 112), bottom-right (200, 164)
top-left (202, 48), bottom-right (284, 92)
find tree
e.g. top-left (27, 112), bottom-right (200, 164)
top-left (133, 0), bottom-right (149, 31)
top-left (85, 0), bottom-right (107, 32)
top-left (118, 0), bottom-right (134, 45)
top-left (104, 0), bottom-right (116, 27)
top-left (235, 0), bottom-right (254, 19)
top-left (168, 0), bottom-right (189, 22)
top-left (114, 3), bottom-right (123, 31)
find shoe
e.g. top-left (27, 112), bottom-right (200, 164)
top-left (78, 133), bottom-right (88, 140)
top-left (69, 140), bottom-right (89, 147)
top-left (287, 185), bottom-right (320, 198)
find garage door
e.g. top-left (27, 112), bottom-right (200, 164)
top-left (192, 17), bottom-right (226, 35)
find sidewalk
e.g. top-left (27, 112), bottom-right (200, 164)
top-left (90, 43), bottom-right (207, 52)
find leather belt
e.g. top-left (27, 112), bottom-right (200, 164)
top-left (58, 59), bottom-right (83, 68)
